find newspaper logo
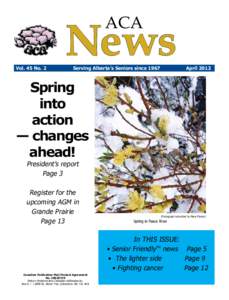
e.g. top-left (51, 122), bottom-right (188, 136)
top-left (14, 25), bottom-right (57, 55)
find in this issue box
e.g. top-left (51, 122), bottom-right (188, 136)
top-left (99, 230), bottom-right (214, 284)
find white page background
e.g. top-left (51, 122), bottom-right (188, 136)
top-left (0, 0), bottom-right (228, 299)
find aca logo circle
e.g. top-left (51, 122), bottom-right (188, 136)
top-left (14, 25), bottom-right (57, 55)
